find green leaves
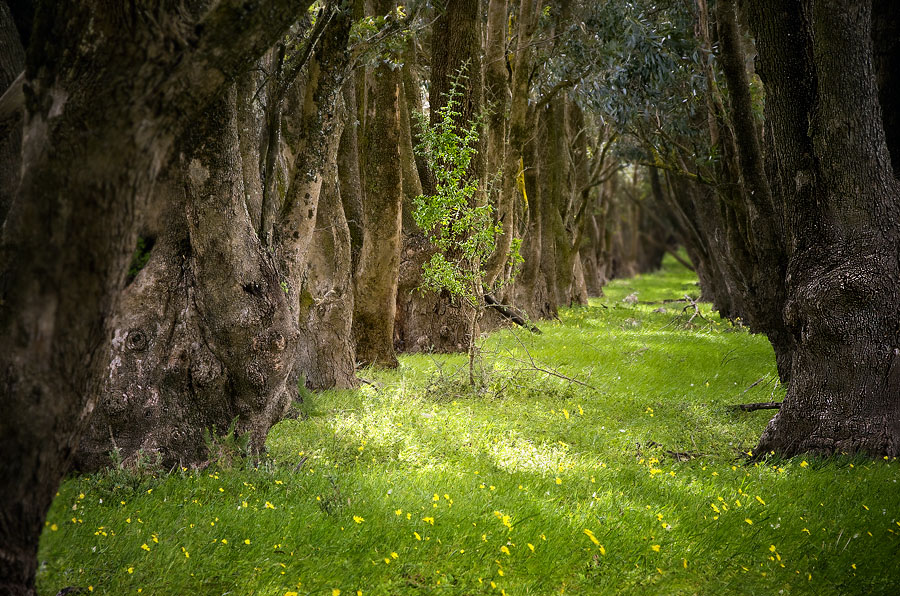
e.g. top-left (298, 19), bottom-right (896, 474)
top-left (412, 70), bottom-right (499, 307)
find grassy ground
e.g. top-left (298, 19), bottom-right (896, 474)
top-left (37, 256), bottom-right (900, 595)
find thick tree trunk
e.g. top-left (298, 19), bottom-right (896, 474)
top-left (352, 0), bottom-right (403, 367)
top-left (76, 10), bottom-right (353, 470)
top-left (749, 0), bottom-right (900, 456)
top-left (0, 3), bottom-right (313, 593)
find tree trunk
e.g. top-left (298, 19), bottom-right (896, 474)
top-left (295, 156), bottom-right (357, 390)
top-left (0, 2), bottom-right (23, 225)
top-left (338, 78), bottom-right (365, 272)
top-left (0, 2), bottom-right (313, 593)
top-left (748, 0), bottom-right (900, 456)
top-left (75, 10), bottom-right (353, 470)
top-left (352, 0), bottom-right (403, 367)
top-left (394, 0), bottom-right (485, 353)
top-left (514, 107), bottom-right (556, 320)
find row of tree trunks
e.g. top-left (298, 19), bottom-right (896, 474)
top-left (0, 2), bottom-right (318, 593)
top-left (666, 0), bottom-right (900, 457)
top-left (75, 8), bottom-right (354, 471)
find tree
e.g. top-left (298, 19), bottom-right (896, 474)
top-left (351, 0), bottom-right (405, 367)
top-left (73, 5), bottom-right (354, 471)
top-left (394, 0), bottom-right (485, 353)
top-left (745, 0), bottom-right (900, 456)
top-left (412, 73), bottom-right (500, 385)
top-left (0, 2), bottom-right (316, 592)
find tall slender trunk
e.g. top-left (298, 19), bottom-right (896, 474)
top-left (484, 0), bottom-right (542, 289)
top-left (352, 0), bottom-right (403, 367)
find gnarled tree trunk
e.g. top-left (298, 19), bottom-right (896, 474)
top-left (0, 2), bottom-right (313, 593)
top-left (748, 0), bottom-right (900, 456)
top-left (75, 8), bottom-right (353, 470)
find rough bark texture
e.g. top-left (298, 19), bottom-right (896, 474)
top-left (338, 77), bottom-right (365, 272)
top-left (352, 0), bottom-right (403, 367)
top-left (484, 0), bottom-right (541, 290)
top-left (76, 8), bottom-right (353, 471)
top-left (514, 107), bottom-right (557, 320)
top-left (0, 2), bottom-right (314, 593)
top-left (295, 157), bottom-right (357, 390)
top-left (0, 2), bottom-right (23, 224)
top-left (748, 0), bottom-right (900, 456)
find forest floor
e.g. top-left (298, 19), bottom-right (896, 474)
top-left (38, 257), bottom-right (900, 595)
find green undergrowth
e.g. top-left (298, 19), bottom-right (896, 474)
top-left (38, 256), bottom-right (900, 595)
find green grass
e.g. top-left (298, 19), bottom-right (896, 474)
top-left (37, 256), bottom-right (900, 595)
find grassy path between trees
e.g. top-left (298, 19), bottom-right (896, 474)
top-left (38, 257), bottom-right (900, 595)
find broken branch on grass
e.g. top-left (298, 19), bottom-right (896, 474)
top-left (730, 401), bottom-right (782, 412)
top-left (484, 294), bottom-right (541, 334)
top-left (505, 327), bottom-right (597, 390)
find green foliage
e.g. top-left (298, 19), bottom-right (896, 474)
top-left (412, 71), bottom-right (499, 307)
top-left (203, 418), bottom-right (253, 470)
top-left (37, 257), bottom-right (900, 595)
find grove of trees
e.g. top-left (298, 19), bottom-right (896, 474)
top-left (1, 0), bottom-right (897, 593)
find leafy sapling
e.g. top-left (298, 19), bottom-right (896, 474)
top-left (412, 68), bottom-right (500, 386)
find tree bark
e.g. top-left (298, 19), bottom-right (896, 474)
top-left (748, 0), bottom-right (900, 457)
top-left (484, 0), bottom-right (542, 290)
top-left (352, 0), bottom-right (403, 367)
top-left (0, 1), bottom-right (24, 224)
top-left (394, 0), bottom-right (485, 354)
top-left (0, 2), bottom-right (314, 593)
top-left (75, 8), bottom-right (353, 471)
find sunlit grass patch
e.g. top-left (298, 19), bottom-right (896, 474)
top-left (38, 255), bottom-right (900, 595)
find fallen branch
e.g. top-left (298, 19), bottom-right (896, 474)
top-left (484, 294), bottom-right (541, 334)
top-left (731, 401), bottom-right (782, 412)
top-left (645, 440), bottom-right (702, 461)
top-left (504, 328), bottom-right (597, 390)
top-left (682, 294), bottom-right (709, 324)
